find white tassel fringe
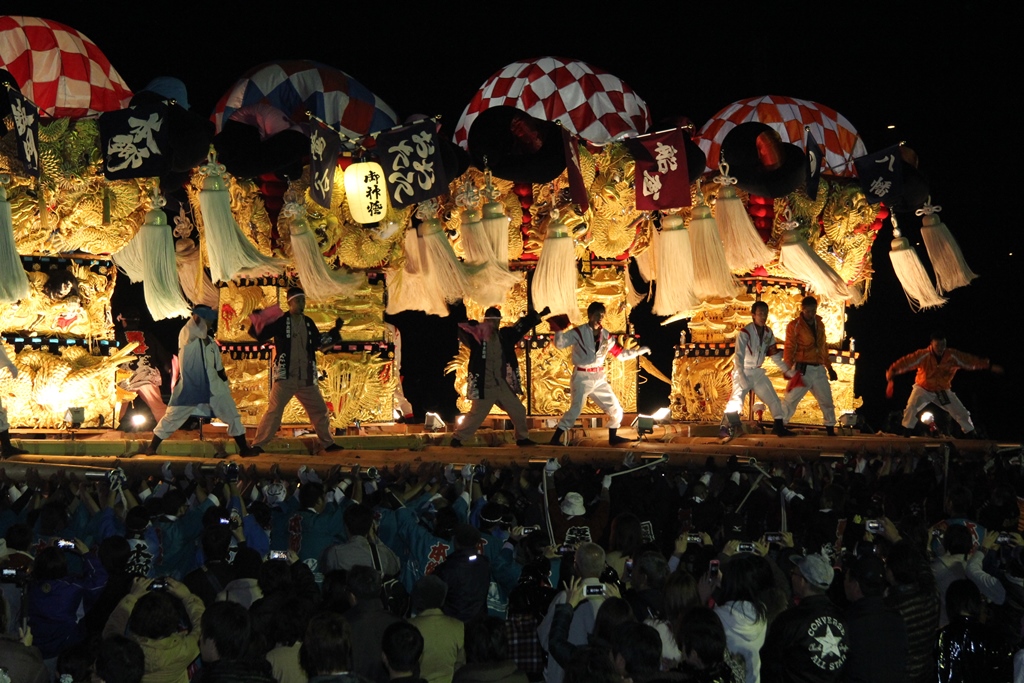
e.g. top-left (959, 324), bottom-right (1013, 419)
top-left (141, 208), bottom-right (191, 320)
top-left (921, 214), bottom-right (977, 294)
top-left (199, 183), bottom-right (285, 283)
top-left (779, 231), bottom-right (851, 301)
top-left (889, 235), bottom-right (946, 311)
top-left (385, 229), bottom-right (448, 316)
top-left (289, 212), bottom-right (363, 301)
top-left (175, 242), bottom-right (219, 308)
top-left (0, 186), bottom-right (30, 303)
top-left (689, 205), bottom-right (739, 301)
top-left (532, 224), bottom-right (580, 321)
top-left (652, 215), bottom-right (699, 317)
top-left (714, 185), bottom-right (774, 273)
top-left (112, 229), bottom-right (147, 284)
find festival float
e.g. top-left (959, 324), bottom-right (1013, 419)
top-left (1, 18), bottom-right (981, 453)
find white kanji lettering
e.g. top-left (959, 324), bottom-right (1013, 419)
top-left (875, 154), bottom-right (896, 172)
top-left (642, 169), bottom-right (663, 200)
top-left (413, 159), bottom-right (435, 190)
top-left (869, 177), bottom-right (892, 197)
top-left (310, 130), bottom-right (326, 161)
top-left (314, 167), bottom-right (332, 197)
top-left (654, 142), bottom-right (678, 174)
top-left (388, 140), bottom-right (413, 170)
top-left (107, 112), bottom-right (163, 172)
top-left (412, 131), bottom-right (435, 159)
top-left (11, 98), bottom-right (37, 167)
top-left (389, 171), bottom-right (416, 203)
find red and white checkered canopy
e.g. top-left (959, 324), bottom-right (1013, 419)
top-left (697, 95), bottom-right (867, 177)
top-left (0, 15), bottom-right (133, 118)
top-left (454, 56), bottom-right (651, 147)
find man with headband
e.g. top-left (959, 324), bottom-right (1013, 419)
top-left (144, 305), bottom-right (257, 456)
top-left (248, 286), bottom-right (343, 454)
top-left (450, 305), bottom-right (548, 447)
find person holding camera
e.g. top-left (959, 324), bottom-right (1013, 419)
top-left (0, 592), bottom-right (48, 683)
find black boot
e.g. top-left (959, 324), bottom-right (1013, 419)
top-left (825, 426), bottom-right (836, 437)
top-left (608, 428), bottom-right (630, 446)
top-left (772, 419), bottom-right (795, 437)
top-left (549, 428), bottom-right (565, 446)
top-left (144, 436), bottom-right (162, 456)
top-left (0, 430), bottom-right (28, 458)
top-left (234, 434), bottom-right (259, 457)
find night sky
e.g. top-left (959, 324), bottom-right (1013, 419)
top-left (4, 2), bottom-right (1016, 437)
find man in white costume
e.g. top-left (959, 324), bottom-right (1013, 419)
top-left (0, 343), bottom-right (27, 458)
top-left (144, 305), bottom-right (256, 456)
top-left (719, 301), bottom-right (795, 442)
top-left (548, 302), bottom-right (650, 446)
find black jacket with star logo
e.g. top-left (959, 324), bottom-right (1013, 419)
top-left (760, 593), bottom-right (850, 683)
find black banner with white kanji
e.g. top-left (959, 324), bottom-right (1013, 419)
top-left (376, 120), bottom-right (448, 208)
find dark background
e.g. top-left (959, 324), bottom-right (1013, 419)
top-left (5, 2), bottom-right (1016, 437)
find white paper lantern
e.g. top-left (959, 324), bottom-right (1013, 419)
top-left (344, 161), bottom-right (389, 224)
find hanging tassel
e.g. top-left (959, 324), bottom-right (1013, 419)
top-left (140, 186), bottom-right (191, 320)
top-left (385, 228), bottom-right (449, 316)
top-left (0, 178), bottom-right (30, 303)
top-left (36, 178), bottom-right (49, 231)
top-left (689, 183), bottom-right (739, 301)
top-left (652, 213), bottom-right (700, 317)
top-left (416, 199), bottom-right (474, 303)
top-left (455, 180), bottom-right (521, 307)
top-left (197, 147), bottom-right (285, 283)
top-left (532, 214), bottom-right (580, 321)
top-left (112, 229), bottom-right (147, 283)
top-left (285, 201), bottom-right (363, 301)
top-left (712, 163), bottom-right (774, 272)
top-left (888, 215), bottom-right (946, 312)
top-left (481, 169), bottom-right (511, 264)
top-left (917, 197), bottom-right (977, 294)
top-left (634, 243), bottom-right (657, 283)
top-left (174, 238), bottom-right (219, 307)
top-left (778, 207), bottom-right (851, 301)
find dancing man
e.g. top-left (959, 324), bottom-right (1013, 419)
top-left (720, 300), bottom-right (794, 441)
top-left (549, 302), bottom-right (650, 446)
top-left (451, 305), bottom-right (548, 447)
top-left (781, 296), bottom-right (837, 435)
top-left (886, 331), bottom-right (1002, 438)
top-left (248, 286), bottom-right (343, 454)
top-left (145, 305), bottom-right (257, 456)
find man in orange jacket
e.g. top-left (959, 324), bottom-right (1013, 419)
top-left (782, 296), bottom-right (838, 435)
top-left (886, 331), bottom-right (1002, 438)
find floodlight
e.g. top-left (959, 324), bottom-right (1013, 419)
top-left (425, 412), bottom-right (446, 432)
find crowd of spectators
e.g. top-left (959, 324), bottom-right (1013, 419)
top-left (3, 445), bottom-right (1024, 683)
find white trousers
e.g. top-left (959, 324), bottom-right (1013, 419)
top-left (455, 381), bottom-right (529, 440)
top-left (902, 384), bottom-right (974, 432)
top-left (724, 368), bottom-right (783, 417)
top-left (557, 370), bottom-right (623, 430)
top-left (0, 399), bottom-right (8, 432)
top-left (154, 394), bottom-right (245, 439)
top-left (782, 364), bottom-right (836, 426)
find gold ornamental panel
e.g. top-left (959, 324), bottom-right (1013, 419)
top-left (670, 345), bottom-right (862, 423)
top-left (527, 336), bottom-right (637, 417)
top-left (6, 260), bottom-right (117, 340)
top-left (222, 353), bottom-right (272, 426)
top-left (0, 341), bottom-right (138, 428)
top-left (216, 284), bottom-right (281, 342)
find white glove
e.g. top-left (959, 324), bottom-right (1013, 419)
top-left (602, 475), bottom-right (613, 489)
top-left (161, 462), bottom-right (174, 483)
top-left (462, 464), bottom-right (474, 480)
top-left (638, 346), bottom-right (651, 356)
top-left (545, 458), bottom-right (561, 473)
top-left (444, 464), bottom-right (457, 484)
top-left (298, 466), bottom-right (322, 485)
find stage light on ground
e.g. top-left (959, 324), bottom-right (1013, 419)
top-left (651, 407), bottom-right (671, 421)
top-left (64, 407), bottom-right (84, 428)
top-left (920, 411), bottom-right (935, 425)
top-left (456, 415), bottom-right (465, 426)
top-left (425, 412), bottom-right (446, 432)
top-left (131, 414), bottom-right (148, 428)
top-left (211, 420), bottom-right (228, 428)
top-left (840, 412), bottom-right (858, 428)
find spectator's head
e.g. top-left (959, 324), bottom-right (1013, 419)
top-left (478, 501), bottom-right (509, 533)
top-left (57, 642), bottom-right (94, 683)
top-left (95, 635), bottom-right (145, 683)
top-left (298, 482), bottom-right (325, 511)
top-left (560, 492), bottom-right (586, 519)
top-left (412, 574), bottom-right (448, 613)
top-left (608, 513), bottom-right (643, 558)
top-left (200, 600), bottom-right (251, 662)
top-left (300, 612), bottom-right (353, 677)
top-left (611, 622), bottom-right (662, 679)
top-left (346, 564), bottom-right (381, 603)
top-left (945, 485), bottom-right (974, 518)
top-left (942, 524), bottom-right (973, 557)
top-left (592, 597), bottom-right (636, 644)
top-left (258, 558), bottom-right (292, 595)
top-left (844, 555), bottom-right (888, 602)
top-left (128, 590), bottom-right (181, 639)
top-left (31, 545), bottom-right (69, 581)
top-left (124, 506), bottom-right (151, 536)
top-left (344, 503), bottom-right (374, 538)
top-left (201, 523), bottom-right (232, 563)
top-left (98, 535), bottom-right (131, 574)
top-left (819, 483), bottom-right (847, 512)
top-left (574, 542), bottom-right (606, 579)
top-left (464, 616), bottom-right (509, 663)
top-left (663, 570), bottom-right (700, 623)
top-left (718, 554), bottom-right (768, 621)
top-left (946, 578), bottom-right (982, 619)
top-left (4, 522), bottom-right (31, 552)
top-left (232, 546), bottom-right (263, 580)
top-left (633, 551), bottom-right (669, 592)
top-left (453, 523), bottom-right (482, 552)
top-left (564, 646), bottom-right (622, 683)
top-left (790, 553), bottom-right (833, 598)
top-left (381, 621), bottom-right (424, 679)
top-left (675, 607), bottom-right (728, 671)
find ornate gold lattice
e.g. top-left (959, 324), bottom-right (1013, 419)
top-left (5, 261), bottom-right (117, 340)
top-left (215, 284), bottom-right (281, 342)
top-left (0, 341), bottom-right (139, 428)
